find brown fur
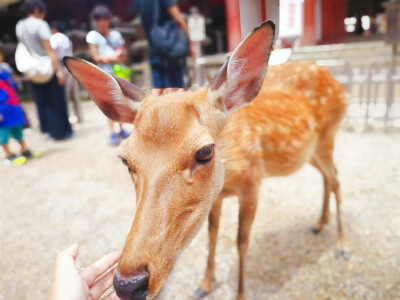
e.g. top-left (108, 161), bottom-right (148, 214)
top-left (197, 62), bottom-right (347, 300)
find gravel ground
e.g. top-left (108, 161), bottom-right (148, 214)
top-left (1, 102), bottom-right (399, 300)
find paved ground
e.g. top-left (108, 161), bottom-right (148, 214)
top-left (1, 102), bottom-right (399, 300)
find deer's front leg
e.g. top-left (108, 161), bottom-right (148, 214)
top-left (194, 195), bottom-right (224, 299)
top-left (236, 189), bottom-right (259, 300)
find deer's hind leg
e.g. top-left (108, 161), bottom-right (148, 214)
top-left (310, 157), bottom-right (332, 234)
top-left (310, 137), bottom-right (346, 256)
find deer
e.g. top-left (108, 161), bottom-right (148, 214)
top-left (65, 20), bottom-right (348, 300)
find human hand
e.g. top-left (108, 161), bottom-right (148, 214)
top-left (56, 70), bottom-right (66, 86)
top-left (47, 244), bottom-right (121, 300)
top-left (189, 42), bottom-right (196, 59)
top-left (98, 57), bottom-right (112, 64)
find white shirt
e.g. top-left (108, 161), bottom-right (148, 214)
top-left (16, 17), bottom-right (52, 57)
top-left (50, 32), bottom-right (73, 61)
top-left (86, 30), bottom-right (124, 73)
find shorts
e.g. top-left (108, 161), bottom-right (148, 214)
top-left (0, 125), bottom-right (24, 145)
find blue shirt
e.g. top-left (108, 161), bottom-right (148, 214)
top-left (0, 67), bottom-right (25, 128)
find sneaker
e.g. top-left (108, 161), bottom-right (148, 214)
top-left (22, 150), bottom-right (42, 159)
top-left (21, 150), bottom-right (32, 158)
top-left (119, 128), bottom-right (131, 139)
top-left (53, 131), bottom-right (74, 141)
top-left (109, 133), bottom-right (120, 146)
top-left (3, 154), bottom-right (27, 166)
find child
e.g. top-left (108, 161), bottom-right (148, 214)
top-left (86, 5), bottom-right (130, 146)
top-left (0, 61), bottom-right (37, 165)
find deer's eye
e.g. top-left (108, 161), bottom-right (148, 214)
top-left (195, 145), bottom-right (214, 164)
top-left (120, 157), bottom-right (129, 166)
top-left (119, 156), bottom-right (135, 173)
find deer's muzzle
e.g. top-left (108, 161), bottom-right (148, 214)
top-left (113, 268), bottom-right (149, 300)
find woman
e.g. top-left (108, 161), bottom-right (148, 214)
top-left (16, 0), bottom-right (72, 140)
top-left (86, 5), bottom-right (129, 146)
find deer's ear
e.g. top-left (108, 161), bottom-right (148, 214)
top-left (64, 57), bottom-right (145, 123)
top-left (211, 20), bottom-right (275, 111)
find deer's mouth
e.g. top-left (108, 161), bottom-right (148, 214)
top-left (114, 263), bottom-right (176, 300)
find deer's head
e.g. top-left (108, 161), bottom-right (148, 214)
top-left (65, 20), bottom-right (274, 300)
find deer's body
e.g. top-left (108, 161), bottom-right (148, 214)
top-left (221, 62), bottom-right (346, 187)
top-left (66, 22), bottom-right (348, 300)
top-left (196, 62), bottom-right (347, 300)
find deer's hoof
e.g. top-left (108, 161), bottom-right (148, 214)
top-left (335, 249), bottom-right (350, 260)
top-left (309, 226), bottom-right (321, 234)
top-left (193, 288), bottom-right (210, 299)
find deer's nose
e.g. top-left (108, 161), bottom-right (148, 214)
top-left (113, 270), bottom-right (149, 300)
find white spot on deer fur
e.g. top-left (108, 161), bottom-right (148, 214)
top-left (302, 73), bottom-right (310, 81)
top-left (291, 139), bottom-right (303, 148)
top-left (304, 90), bottom-right (313, 98)
top-left (320, 96), bottom-right (327, 104)
top-left (326, 87), bottom-right (333, 95)
top-left (277, 124), bottom-right (290, 134)
top-left (310, 65), bottom-right (318, 72)
top-left (307, 119), bottom-right (316, 131)
top-left (295, 67), bottom-right (301, 72)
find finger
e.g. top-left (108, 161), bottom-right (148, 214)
top-left (89, 265), bottom-right (117, 299)
top-left (80, 251), bottom-right (120, 287)
top-left (65, 243), bottom-right (79, 259)
top-left (55, 244), bottom-right (79, 267)
top-left (102, 291), bottom-right (121, 300)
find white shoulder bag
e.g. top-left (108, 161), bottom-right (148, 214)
top-left (15, 22), bottom-right (54, 84)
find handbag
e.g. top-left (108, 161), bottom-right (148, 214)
top-left (150, 0), bottom-right (189, 59)
top-left (15, 42), bottom-right (54, 84)
top-left (15, 21), bottom-right (54, 84)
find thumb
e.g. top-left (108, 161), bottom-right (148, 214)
top-left (65, 243), bottom-right (79, 260)
top-left (56, 243), bottom-right (79, 267)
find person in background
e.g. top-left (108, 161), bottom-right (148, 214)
top-left (0, 49), bottom-right (22, 88)
top-left (0, 50), bottom-right (14, 79)
top-left (50, 21), bottom-right (82, 123)
top-left (135, 0), bottom-right (194, 95)
top-left (0, 63), bottom-right (39, 165)
top-left (86, 5), bottom-right (129, 146)
top-left (16, 0), bottom-right (72, 140)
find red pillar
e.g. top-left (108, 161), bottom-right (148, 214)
top-left (261, 0), bottom-right (267, 20)
top-left (302, 0), bottom-right (316, 45)
top-left (225, 0), bottom-right (241, 51)
top-left (302, 0), bottom-right (346, 45)
top-left (320, 0), bottom-right (346, 44)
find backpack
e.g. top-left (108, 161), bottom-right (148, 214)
top-left (150, 1), bottom-right (189, 59)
